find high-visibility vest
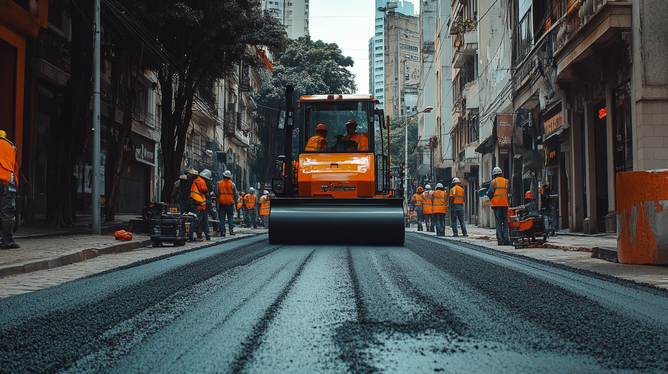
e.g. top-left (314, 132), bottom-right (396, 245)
top-left (259, 195), bottom-right (270, 216)
top-left (432, 190), bottom-right (447, 213)
top-left (342, 132), bottom-right (369, 151)
top-left (305, 135), bottom-right (327, 151)
top-left (412, 193), bottom-right (423, 207)
top-left (422, 191), bottom-right (433, 214)
top-left (217, 179), bottom-right (235, 205)
top-left (0, 138), bottom-right (18, 187)
top-left (190, 176), bottom-right (208, 210)
top-left (490, 177), bottom-right (509, 207)
top-left (450, 185), bottom-right (465, 205)
top-left (236, 196), bottom-right (244, 210)
top-left (244, 193), bottom-right (257, 209)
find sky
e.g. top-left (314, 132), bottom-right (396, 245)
top-left (309, 0), bottom-right (419, 95)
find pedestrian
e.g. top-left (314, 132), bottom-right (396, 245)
top-left (432, 183), bottom-right (447, 236)
top-left (0, 130), bottom-right (19, 249)
top-left (449, 177), bottom-right (468, 237)
top-left (487, 167), bottom-right (511, 245)
top-left (244, 187), bottom-right (258, 229)
top-left (259, 190), bottom-right (270, 228)
top-left (189, 169), bottom-right (210, 241)
top-left (421, 184), bottom-right (434, 232)
top-left (412, 186), bottom-right (424, 231)
top-left (541, 181), bottom-right (557, 235)
top-left (217, 170), bottom-right (237, 236)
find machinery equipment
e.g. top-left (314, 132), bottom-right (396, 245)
top-left (269, 86), bottom-right (405, 245)
top-left (508, 206), bottom-right (547, 248)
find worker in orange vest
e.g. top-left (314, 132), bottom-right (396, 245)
top-left (243, 187), bottom-right (258, 229)
top-left (412, 186), bottom-right (424, 231)
top-left (340, 120), bottom-right (369, 151)
top-left (449, 177), bottom-right (467, 237)
top-left (236, 192), bottom-right (245, 220)
top-left (217, 170), bottom-right (237, 236)
top-left (421, 184), bottom-right (434, 232)
top-left (190, 169), bottom-right (211, 241)
top-left (259, 190), bottom-right (270, 228)
top-left (432, 183), bottom-right (448, 236)
top-left (487, 167), bottom-right (511, 245)
top-left (0, 130), bottom-right (20, 249)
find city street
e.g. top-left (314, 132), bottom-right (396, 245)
top-left (1, 233), bottom-right (667, 373)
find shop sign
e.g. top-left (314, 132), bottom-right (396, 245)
top-left (133, 134), bottom-right (155, 163)
top-left (497, 114), bottom-right (514, 151)
top-left (542, 103), bottom-right (563, 141)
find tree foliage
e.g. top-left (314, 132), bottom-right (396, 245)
top-left (388, 116), bottom-right (419, 179)
top-left (125, 0), bottom-right (289, 200)
top-left (253, 36), bottom-right (357, 181)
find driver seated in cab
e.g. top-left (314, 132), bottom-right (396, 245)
top-left (337, 120), bottom-right (368, 151)
top-left (305, 124), bottom-right (329, 151)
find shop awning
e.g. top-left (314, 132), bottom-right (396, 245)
top-left (475, 133), bottom-right (497, 155)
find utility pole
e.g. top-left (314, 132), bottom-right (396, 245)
top-left (92, 0), bottom-right (101, 234)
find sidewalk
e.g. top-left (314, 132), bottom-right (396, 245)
top-left (1, 216), bottom-right (667, 297)
top-left (410, 224), bottom-right (668, 290)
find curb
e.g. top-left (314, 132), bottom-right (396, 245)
top-left (591, 246), bottom-right (619, 263)
top-left (0, 239), bottom-right (152, 279)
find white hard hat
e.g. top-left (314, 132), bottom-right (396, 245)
top-left (249, 187), bottom-right (255, 193)
top-left (452, 177), bottom-right (461, 184)
top-left (425, 184), bottom-right (431, 190)
top-left (492, 166), bottom-right (502, 175)
top-left (263, 190), bottom-right (269, 195)
top-left (200, 169), bottom-right (212, 180)
top-left (223, 170), bottom-right (232, 178)
top-left (436, 183), bottom-right (444, 189)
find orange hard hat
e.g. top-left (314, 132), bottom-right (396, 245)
top-left (525, 191), bottom-right (532, 199)
top-left (417, 186), bottom-right (424, 193)
top-left (345, 120), bottom-right (357, 126)
top-left (316, 124), bottom-right (327, 131)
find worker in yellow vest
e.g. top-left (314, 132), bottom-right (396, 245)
top-left (449, 177), bottom-right (468, 237)
top-left (421, 184), bottom-right (434, 232)
top-left (412, 186), bottom-right (424, 231)
top-left (487, 167), bottom-right (510, 245)
top-left (432, 183), bottom-right (448, 236)
top-left (259, 190), bottom-right (270, 228)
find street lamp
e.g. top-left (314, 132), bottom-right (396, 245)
top-left (404, 105), bottom-right (433, 223)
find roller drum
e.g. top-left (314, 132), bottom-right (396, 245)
top-left (269, 198), bottom-right (405, 246)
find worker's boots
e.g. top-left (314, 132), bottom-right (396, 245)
top-left (220, 229), bottom-right (226, 237)
top-left (229, 229), bottom-right (235, 236)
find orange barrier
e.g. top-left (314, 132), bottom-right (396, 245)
top-left (616, 170), bottom-right (668, 264)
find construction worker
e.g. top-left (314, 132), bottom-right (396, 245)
top-left (306, 124), bottom-right (329, 151)
top-left (432, 183), bottom-right (448, 236)
top-left (524, 190), bottom-right (538, 215)
top-left (217, 170), bottom-right (237, 236)
top-left (0, 130), bottom-right (19, 249)
top-left (422, 184), bottom-right (434, 232)
top-left (412, 186), bottom-right (424, 231)
top-left (237, 192), bottom-right (245, 221)
top-left (341, 120), bottom-right (369, 151)
top-left (259, 190), bottom-right (270, 228)
top-left (244, 187), bottom-right (258, 229)
top-left (449, 177), bottom-right (468, 237)
top-left (487, 167), bottom-right (511, 245)
top-left (189, 169), bottom-right (210, 241)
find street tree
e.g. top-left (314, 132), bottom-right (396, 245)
top-left (388, 116), bottom-right (419, 179)
top-left (127, 0), bottom-right (288, 200)
top-left (253, 37), bottom-right (356, 182)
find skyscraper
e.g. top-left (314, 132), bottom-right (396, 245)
top-left (261, 0), bottom-right (309, 40)
top-left (370, 0), bottom-right (415, 109)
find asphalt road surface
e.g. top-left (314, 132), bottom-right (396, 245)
top-left (1, 233), bottom-right (668, 373)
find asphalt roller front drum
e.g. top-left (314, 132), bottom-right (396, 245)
top-left (268, 198), bottom-right (405, 246)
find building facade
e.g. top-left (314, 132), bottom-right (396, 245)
top-left (261, 0), bottom-right (310, 40)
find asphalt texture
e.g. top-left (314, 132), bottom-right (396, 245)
top-left (1, 233), bottom-right (667, 373)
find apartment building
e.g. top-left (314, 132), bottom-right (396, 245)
top-left (261, 0), bottom-right (310, 39)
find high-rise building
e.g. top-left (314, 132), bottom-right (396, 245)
top-left (261, 0), bottom-right (309, 40)
top-left (370, 0), bottom-right (415, 108)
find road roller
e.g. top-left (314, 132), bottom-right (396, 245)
top-left (268, 85), bottom-right (405, 246)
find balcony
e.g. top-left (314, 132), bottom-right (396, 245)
top-left (452, 31), bottom-right (478, 68)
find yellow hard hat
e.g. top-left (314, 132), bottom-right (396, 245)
top-left (0, 130), bottom-right (6, 138)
